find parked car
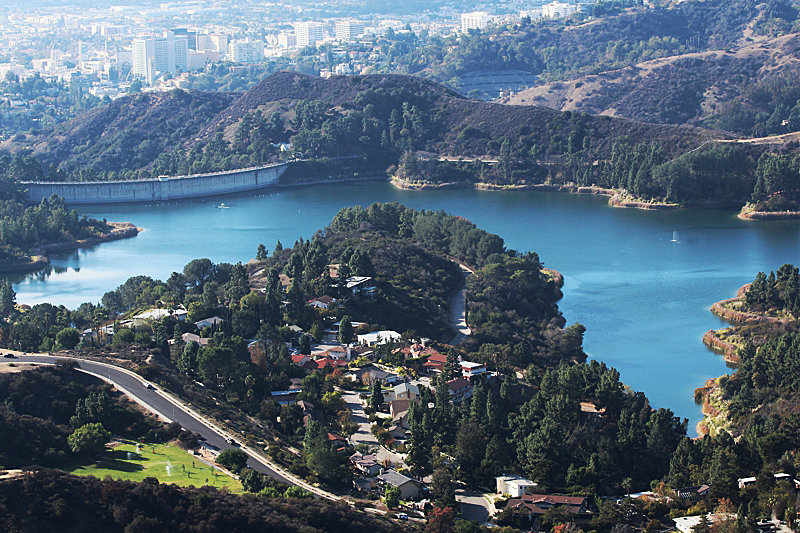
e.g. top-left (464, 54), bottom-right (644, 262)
top-left (3, 353), bottom-right (15, 358)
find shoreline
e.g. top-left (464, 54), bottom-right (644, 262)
top-left (390, 177), bottom-right (682, 211)
top-left (0, 221), bottom-right (141, 275)
top-left (738, 209), bottom-right (800, 220)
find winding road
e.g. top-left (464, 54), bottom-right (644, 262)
top-left (8, 353), bottom-right (337, 500)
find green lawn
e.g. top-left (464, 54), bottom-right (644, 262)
top-left (66, 441), bottom-right (243, 493)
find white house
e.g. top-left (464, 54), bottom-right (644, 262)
top-left (357, 330), bottom-right (401, 347)
top-left (497, 475), bottom-right (537, 497)
top-left (461, 361), bottom-right (487, 379)
top-left (133, 308), bottom-right (187, 321)
top-left (196, 316), bottom-right (225, 329)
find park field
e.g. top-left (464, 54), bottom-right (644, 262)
top-left (66, 441), bottom-right (244, 493)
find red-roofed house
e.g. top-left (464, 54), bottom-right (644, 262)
top-left (447, 377), bottom-right (473, 403)
top-left (307, 295), bottom-right (338, 309)
top-left (423, 353), bottom-right (448, 374)
top-left (502, 493), bottom-right (588, 527)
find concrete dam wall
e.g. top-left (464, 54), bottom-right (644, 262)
top-left (23, 162), bottom-right (290, 204)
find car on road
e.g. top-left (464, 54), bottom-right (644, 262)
top-left (396, 514), bottom-right (408, 521)
top-left (145, 383), bottom-right (154, 389)
top-left (3, 353), bottom-right (15, 358)
top-left (226, 437), bottom-right (239, 446)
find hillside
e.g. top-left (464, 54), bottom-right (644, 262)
top-left (1, 90), bottom-right (235, 175)
top-left (0, 71), bottom-right (714, 180)
top-left (501, 33), bottom-right (800, 134)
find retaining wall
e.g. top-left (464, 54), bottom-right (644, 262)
top-left (23, 162), bottom-right (290, 204)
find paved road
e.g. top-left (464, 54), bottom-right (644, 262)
top-left (456, 486), bottom-right (495, 525)
top-left (449, 263), bottom-right (474, 345)
top-left (12, 354), bottom-right (299, 487)
top-left (341, 390), bottom-right (407, 468)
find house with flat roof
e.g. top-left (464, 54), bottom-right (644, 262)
top-left (461, 361), bottom-right (487, 379)
top-left (496, 475), bottom-right (537, 498)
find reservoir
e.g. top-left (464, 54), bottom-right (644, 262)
top-left (12, 180), bottom-right (800, 434)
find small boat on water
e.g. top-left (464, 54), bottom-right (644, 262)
top-left (217, 203), bottom-right (229, 209)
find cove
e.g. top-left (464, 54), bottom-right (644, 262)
top-left (11, 180), bottom-right (800, 435)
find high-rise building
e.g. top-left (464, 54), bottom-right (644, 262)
top-left (228, 40), bottom-right (264, 64)
top-left (294, 22), bottom-right (324, 48)
top-left (335, 19), bottom-right (365, 41)
top-left (172, 28), bottom-right (198, 50)
top-left (460, 11), bottom-right (491, 32)
top-left (132, 31), bottom-right (189, 85)
top-left (210, 34), bottom-right (229, 55)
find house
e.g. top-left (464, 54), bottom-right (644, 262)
top-left (461, 361), bottom-right (487, 379)
top-left (351, 344), bottom-right (375, 360)
top-left (496, 475), bottom-right (537, 498)
top-left (350, 452), bottom-right (382, 476)
top-left (323, 320), bottom-right (366, 343)
top-left (307, 295), bottom-right (337, 309)
top-left (291, 354), bottom-right (311, 367)
top-left (271, 389), bottom-right (301, 405)
top-left (393, 343), bottom-right (442, 360)
top-left (357, 330), bottom-right (401, 347)
top-left (352, 364), bottom-right (401, 385)
top-left (195, 316), bottom-right (225, 329)
top-left (676, 485), bottom-right (711, 500)
top-left (134, 308), bottom-right (188, 321)
top-left (423, 353), bottom-right (448, 374)
top-left (312, 344), bottom-right (352, 361)
top-left (391, 382), bottom-right (420, 402)
top-left (674, 514), bottom-right (736, 533)
top-left (182, 332), bottom-right (209, 346)
top-left (390, 400), bottom-right (411, 429)
top-left (327, 432), bottom-right (350, 453)
top-left (377, 470), bottom-right (422, 500)
top-left (447, 377), bottom-right (474, 403)
top-left (340, 276), bottom-right (377, 299)
top-left (504, 493), bottom-right (588, 526)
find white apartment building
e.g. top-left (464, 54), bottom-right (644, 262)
top-left (228, 40), bottom-right (264, 64)
top-left (295, 21), bottom-right (324, 48)
top-left (210, 34), bottom-right (228, 55)
top-left (335, 19), bottom-right (365, 41)
top-left (461, 11), bottom-right (491, 32)
top-left (132, 32), bottom-right (188, 85)
top-left (542, 1), bottom-right (580, 18)
top-left (278, 32), bottom-right (297, 49)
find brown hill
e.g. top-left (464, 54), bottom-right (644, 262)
top-left (1, 89), bottom-right (235, 174)
top-left (500, 31), bottom-right (800, 134)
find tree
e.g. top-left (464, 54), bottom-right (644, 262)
top-left (432, 468), bottom-right (457, 508)
top-left (370, 378), bottom-right (384, 410)
top-left (425, 506), bottom-right (456, 533)
top-left (67, 422), bottom-right (110, 455)
top-left (385, 485), bottom-right (401, 508)
top-left (217, 448), bottom-right (248, 473)
top-left (338, 316), bottom-right (354, 344)
top-left (0, 279), bottom-right (16, 317)
top-left (256, 243), bottom-right (267, 261)
top-left (56, 327), bottom-right (81, 350)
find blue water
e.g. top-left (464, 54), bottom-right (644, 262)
top-left (12, 181), bottom-right (800, 434)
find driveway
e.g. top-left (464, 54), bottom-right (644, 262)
top-left (341, 390), bottom-right (407, 468)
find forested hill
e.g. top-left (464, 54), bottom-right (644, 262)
top-left (0, 71), bottom-right (713, 180)
top-left (0, 470), bottom-right (405, 533)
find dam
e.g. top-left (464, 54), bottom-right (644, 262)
top-left (22, 162), bottom-right (290, 204)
